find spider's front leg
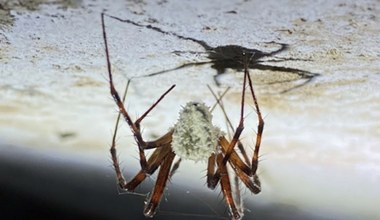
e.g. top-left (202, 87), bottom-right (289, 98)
top-left (207, 153), bottom-right (242, 220)
top-left (208, 61), bottom-right (249, 189)
top-left (207, 57), bottom-right (264, 220)
top-left (144, 151), bottom-right (176, 217)
top-left (245, 66), bottom-right (264, 174)
top-left (102, 12), bottom-right (175, 173)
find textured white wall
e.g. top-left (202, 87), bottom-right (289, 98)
top-left (0, 0), bottom-right (379, 219)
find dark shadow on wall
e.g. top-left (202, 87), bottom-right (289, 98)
top-left (0, 145), bottom-right (330, 220)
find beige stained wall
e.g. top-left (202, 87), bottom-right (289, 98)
top-left (1, 0), bottom-right (379, 219)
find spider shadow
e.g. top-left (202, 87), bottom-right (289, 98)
top-left (106, 14), bottom-right (320, 93)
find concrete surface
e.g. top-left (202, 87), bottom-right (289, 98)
top-left (1, 0), bottom-right (379, 219)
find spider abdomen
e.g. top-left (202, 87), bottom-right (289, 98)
top-left (171, 102), bottom-right (222, 162)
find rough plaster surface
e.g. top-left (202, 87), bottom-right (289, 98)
top-left (1, 0), bottom-right (379, 219)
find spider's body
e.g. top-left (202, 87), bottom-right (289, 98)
top-left (102, 13), bottom-right (265, 220)
top-left (172, 102), bottom-right (223, 161)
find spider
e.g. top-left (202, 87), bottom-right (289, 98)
top-left (105, 13), bottom-right (319, 93)
top-left (102, 13), bottom-right (264, 220)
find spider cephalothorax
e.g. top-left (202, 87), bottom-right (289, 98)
top-left (102, 12), bottom-right (264, 220)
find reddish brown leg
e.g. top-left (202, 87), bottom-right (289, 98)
top-left (208, 85), bottom-right (251, 166)
top-left (221, 70), bottom-right (248, 165)
top-left (216, 154), bottom-right (241, 220)
top-left (144, 151), bottom-right (176, 217)
top-left (107, 71), bottom-right (174, 190)
top-left (212, 136), bottom-right (261, 194)
top-left (207, 153), bottom-right (217, 188)
top-left (110, 79), bottom-right (132, 188)
top-left (208, 68), bottom-right (248, 188)
top-left (245, 67), bottom-right (264, 174)
top-left (102, 12), bottom-right (175, 172)
top-left (122, 143), bottom-right (172, 190)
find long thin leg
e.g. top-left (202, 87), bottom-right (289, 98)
top-left (208, 56), bottom-right (263, 193)
top-left (135, 85), bottom-right (176, 127)
top-left (208, 85), bottom-right (251, 167)
top-left (209, 86), bottom-right (230, 112)
top-left (122, 144), bottom-right (172, 191)
top-left (245, 68), bottom-right (264, 174)
top-left (219, 136), bottom-right (261, 194)
top-left (144, 151), bottom-right (176, 217)
top-left (110, 79), bottom-right (132, 188)
top-left (208, 63), bottom-right (248, 188)
top-left (221, 64), bottom-right (248, 165)
top-left (207, 153), bottom-right (217, 189)
top-left (102, 12), bottom-right (175, 171)
top-left (215, 94), bottom-right (259, 192)
top-left (208, 137), bottom-right (261, 193)
top-left (216, 154), bottom-right (241, 220)
top-left (102, 12), bottom-right (147, 168)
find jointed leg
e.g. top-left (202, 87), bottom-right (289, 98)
top-left (109, 79), bottom-right (173, 190)
top-left (102, 12), bottom-right (175, 172)
top-left (219, 136), bottom-right (261, 194)
top-left (120, 144), bottom-right (172, 191)
top-left (221, 66), bottom-right (248, 165)
top-left (208, 85), bottom-right (251, 167)
top-left (207, 64), bottom-right (248, 188)
top-left (216, 154), bottom-right (241, 220)
top-left (144, 152), bottom-right (176, 217)
top-left (207, 153), bottom-right (217, 189)
top-left (245, 67), bottom-right (264, 174)
top-left (110, 79), bottom-right (132, 188)
top-left (208, 56), bottom-right (263, 194)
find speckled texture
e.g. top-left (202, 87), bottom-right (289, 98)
top-left (171, 102), bottom-right (222, 161)
top-left (0, 0), bottom-right (379, 219)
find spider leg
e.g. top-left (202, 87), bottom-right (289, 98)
top-left (208, 152), bottom-right (249, 218)
top-left (208, 59), bottom-right (263, 194)
top-left (102, 12), bottom-right (175, 171)
top-left (216, 154), bottom-right (242, 220)
top-left (208, 61), bottom-right (248, 188)
top-left (134, 86), bottom-right (176, 128)
top-left (121, 144), bottom-right (172, 191)
top-left (207, 137), bottom-right (261, 194)
top-left (219, 137), bottom-right (261, 194)
top-left (144, 151), bottom-right (176, 217)
top-left (221, 62), bottom-right (248, 165)
top-left (207, 153), bottom-right (217, 188)
top-left (145, 130), bottom-right (173, 149)
top-left (208, 86), bottom-right (230, 112)
top-left (208, 85), bottom-right (251, 166)
top-left (110, 79), bottom-right (132, 188)
top-left (245, 66), bottom-right (264, 174)
top-left (169, 158), bottom-right (182, 178)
